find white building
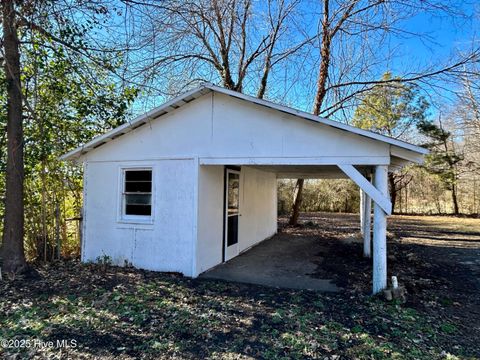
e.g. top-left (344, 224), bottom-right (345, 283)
top-left (61, 83), bottom-right (427, 294)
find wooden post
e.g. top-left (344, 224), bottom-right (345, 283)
top-left (363, 189), bottom-right (372, 258)
top-left (373, 165), bottom-right (388, 294)
top-left (360, 189), bottom-right (365, 235)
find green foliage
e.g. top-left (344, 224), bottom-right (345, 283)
top-left (417, 119), bottom-right (463, 192)
top-left (440, 323), bottom-right (457, 334)
top-left (95, 254), bottom-right (112, 266)
top-left (352, 72), bottom-right (429, 138)
top-left (352, 72), bottom-right (430, 211)
top-left (0, 22), bottom-right (138, 259)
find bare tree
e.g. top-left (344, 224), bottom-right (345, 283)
top-left (459, 67), bottom-right (480, 156)
top-left (117, 0), bottom-right (305, 101)
top-left (288, 0), bottom-right (479, 225)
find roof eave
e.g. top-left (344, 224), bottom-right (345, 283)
top-left (59, 85), bottom-right (213, 161)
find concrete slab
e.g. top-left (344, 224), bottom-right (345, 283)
top-left (200, 234), bottom-right (339, 292)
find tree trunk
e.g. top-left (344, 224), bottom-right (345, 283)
top-left (0, 0), bottom-right (27, 273)
top-left (256, 59), bottom-right (270, 99)
top-left (451, 184), bottom-right (459, 215)
top-left (288, 179), bottom-right (304, 225)
top-left (312, 0), bottom-right (331, 115)
top-left (288, 1), bottom-right (332, 226)
top-left (388, 172), bottom-right (397, 214)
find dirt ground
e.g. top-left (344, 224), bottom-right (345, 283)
top-left (281, 212), bottom-right (480, 352)
top-left (1, 213), bottom-right (479, 359)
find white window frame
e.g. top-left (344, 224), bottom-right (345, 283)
top-left (118, 167), bottom-right (154, 224)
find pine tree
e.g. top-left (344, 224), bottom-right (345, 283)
top-left (417, 119), bottom-right (463, 214)
top-left (352, 72), bottom-right (429, 212)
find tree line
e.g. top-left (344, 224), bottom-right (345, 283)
top-left (0, 0), bottom-right (479, 273)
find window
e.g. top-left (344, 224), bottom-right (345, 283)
top-left (123, 169), bottom-right (152, 217)
top-left (227, 172), bottom-right (239, 215)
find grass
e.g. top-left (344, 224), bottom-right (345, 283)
top-left (1, 213), bottom-right (479, 359)
top-left (390, 214), bottom-right (480, 235)
top-left (0, 261), bottom-right (477, 359)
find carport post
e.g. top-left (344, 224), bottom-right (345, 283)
top-left (363, 190), bottom-right (371, 258)
top-left (360, 190), bottom-right (365, 235)
top-left (373, 165), bottom-right (388, 294)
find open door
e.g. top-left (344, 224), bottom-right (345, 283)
top-left (224, 168), bottom-right (240, 261)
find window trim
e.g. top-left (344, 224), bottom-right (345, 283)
top-left (118, 166), bottom-right (154, 224)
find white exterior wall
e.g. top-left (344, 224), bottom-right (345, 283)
top-left (238, 167), bottom-right (277, 252)
top-left (78, 91), bottom-right (391, 277)
top-left (82, 92), bottom-right (390, 163)
top-left (82, 159), bottom-right (196, 276)
top-left (196, 165), bottom-right (224, 274)
top-left (196, 165), bottom-right (277, 275)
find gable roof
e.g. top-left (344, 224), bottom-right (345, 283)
top-left (60, 83), bottom-right (428, 161)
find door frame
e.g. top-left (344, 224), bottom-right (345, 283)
top-left (222, 166), bottom-right (241, 262)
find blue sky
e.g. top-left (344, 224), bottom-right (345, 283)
top-left (387, 3), bottom-right (478, 118)
top-left (107, 1), bottom-right (478, 120)
top-left (390, 4), bottom-right (478, 69)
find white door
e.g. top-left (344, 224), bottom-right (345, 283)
top-left (224, 169), bottom-right (240, 261)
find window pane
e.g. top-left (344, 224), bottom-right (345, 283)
top-left (125, 181), bottom-right (151, 192)
top-left (125, 170), bottom-right (152, 182)
top-left (126, 204), bottom-right (151, 216)
top-left (228, 173), bottom-right (239, 212)
top-left (227, 215), bottom-right (238, 245)
top-left (126, 194), bottom-right (151, 205)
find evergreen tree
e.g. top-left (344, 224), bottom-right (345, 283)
top-left (417, 119), bottom-right (463, 214)
top-left (352, 72), bottom-right (429, 212)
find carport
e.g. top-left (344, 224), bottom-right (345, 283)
top-left (192, 86), bottom-right (428, 295)
top-left (198, 160), bottom-right (414, 294)
top-left (62, 83), bottom-right (427, 295)
top-left (201, 230), bottom-right (340, 292)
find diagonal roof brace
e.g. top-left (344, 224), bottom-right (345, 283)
top-left (338, 164), bottom-right (392, 215)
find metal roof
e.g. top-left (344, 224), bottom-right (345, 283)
top-left (60, 83), bottom-right (428, 161)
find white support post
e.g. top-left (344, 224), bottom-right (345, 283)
top-left (363, 188), bottom-right (372, 258)
top-left (373, 165), bottom-right (388, 294)
top-left (360, 189), bottom-right (365, 235)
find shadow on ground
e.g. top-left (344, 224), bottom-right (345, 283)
top-left (1, 212), bottom-right (479, 359)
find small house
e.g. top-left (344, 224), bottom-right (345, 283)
top-left (61, 83), bottom-right (427, 293)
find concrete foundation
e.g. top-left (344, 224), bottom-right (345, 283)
top-left (200, 234), bottom-right (339, 292)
